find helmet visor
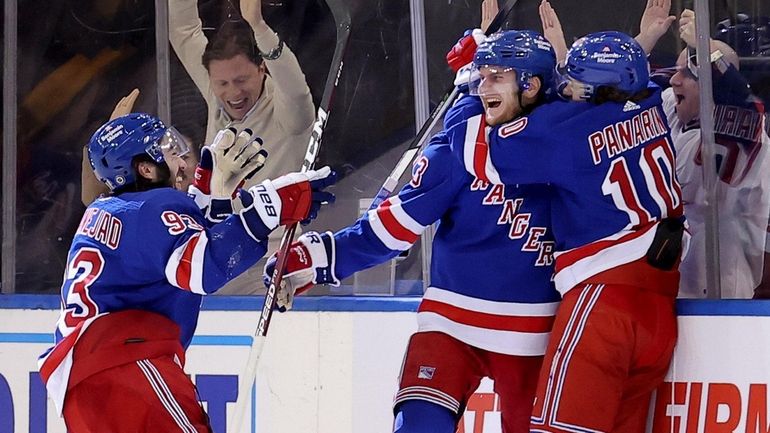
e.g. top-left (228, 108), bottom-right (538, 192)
top-left (145, 126), bottom-right (190, 162)
top-left (160, 127), bottom-right (190, 159)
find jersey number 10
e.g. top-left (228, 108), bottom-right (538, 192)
top-left (602, 137), bottom-right (682, 229)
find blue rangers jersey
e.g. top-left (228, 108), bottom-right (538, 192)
top-left (452, 85), bottom-right (685, 294)
top-left (333, 96), bottom-right (560, 356)
top-left (39, 187), bottom-right (268, 413)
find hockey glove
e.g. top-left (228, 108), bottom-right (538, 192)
top-left (646, 218), bottom-right (685, 270)
top-left (446, 29), bottom-right (485, 73)
top-left (207, 128), bottom-right (268, 197)
top-left (263, 231), bottom-right (339, 311)
top-left (246, 166), bottom-right (337, 231)
top-left (189, 128), bottom-right (268, 222)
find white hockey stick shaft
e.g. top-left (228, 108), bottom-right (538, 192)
top-left (230, 3), bottom-right (351, 432)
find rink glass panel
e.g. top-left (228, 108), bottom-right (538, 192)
top-left (9, 0), bottom-right (160, 294)
top-left (2, 0), bottom-right (769, 298)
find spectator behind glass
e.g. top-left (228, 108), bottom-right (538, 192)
top-left (636, 4), bottom-right (770, 299)
top-left (169, 0), bottom-right (315, 186)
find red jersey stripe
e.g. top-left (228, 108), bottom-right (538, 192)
top-left (39, 323), bottom-right (83, 384)
top-left (175, 233), bottom-right (201, 291)
top-left (473, 121), bottom-right (490, 183)
top-left (418, 299), bottom-right (555, 333)
top-left (555, 223), bottom-right (656, 273)
top-left (376, 203), bottom-right (419, 244)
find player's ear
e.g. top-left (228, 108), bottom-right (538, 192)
top-left (521, 77), bottom-right (542, 105)
top-left (136, 161), bottom-right (157, 181)
top-left (523, 77), bottom-right (542, 98)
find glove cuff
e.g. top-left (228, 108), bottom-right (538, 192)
top-left (188, 184), bottom-right (211, 211)
top-left (251, 181), bottom-right (283, 229)
top-left (471, 28), bottom-right (485, 44)
top-left (208, 198), bottom-right (234, 223)
top-left (237, 189), bottom-right (276, 241)
top-left (299, 231), bottom-right (340, 287)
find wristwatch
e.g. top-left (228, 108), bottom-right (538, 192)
top-left (259, 37), bottom-right (284, 60)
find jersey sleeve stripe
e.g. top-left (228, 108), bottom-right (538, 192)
top-left (365, 198), bottom-right (423, 251)
top-left (377, 208), bottom-right (418, 243)
top-left (367, 209), bottom-right (414, 251)
top-left (464, 115), bottom-right (484, 180)
top-left (473, 124), bottom-right (490, 182)
top-left (384, 197), bottom-right (426, 234)
top-left (166, 232), bottom-right (208, 295)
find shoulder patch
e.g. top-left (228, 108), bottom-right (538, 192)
top-left (498, 117), bottom-right (528, 138)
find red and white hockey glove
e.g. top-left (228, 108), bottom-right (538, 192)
top-left (237, 166), bottom-right (337, 241)
top-left (263, 231), bottom-right (339, 311)
top-left (446, 28), bottom-right (485, 73)
top-left (188, 128), bottom-right (267, 222)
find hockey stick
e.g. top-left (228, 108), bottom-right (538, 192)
top-left (230, 2), bottom-right (351, 431)
top-left (366, 0), bottom-right (519, 211)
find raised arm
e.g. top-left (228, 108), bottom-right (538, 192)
top-left (539, 0), bottom-right (568, 66)
top-left (635, 0), bottom-right (676, 55)
top-left (481, 0), bottom-right (499, 33)
top-left (168, 0), bottom-right (212, 97)
top-left (263, 133), bottom-right (469, 310)
top-left (241, 0), bottom-right (314, 135)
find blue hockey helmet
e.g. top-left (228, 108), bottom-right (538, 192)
top-left (87, 113), bottom-right (189, 190)
top-left (471, 30), bottom-right (556, 92)
top-left (564, 31), bottom-right (649, 98)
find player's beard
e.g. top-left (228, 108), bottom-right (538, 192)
top-left (147, 163), bottom-right (175, 190)
top-left (484, 97), bottom-right (521, 126)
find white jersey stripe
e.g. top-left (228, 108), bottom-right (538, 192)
top-left (552, 226), bottom-right (658, 294)
top-left (423, 286), bottom-right (559, 316)
top-left (366, 209), bottom-right (415, 251)
top-left (164, 232), bottom-right (209, 295)
top-left (394, 386), bottom-right (461, 413)
top-left (386, 196), bottom-right (426, 235)
top-left (417, 311), bottom-right (550, 356)
top-left (137, 359), bottom-right (197, 433)
top-left (462, 114), bottom-right (502, 184)
top-left (38, 314), bottom-right (104, 416)
top-left (188, 233), bottom-right (207, 295)
top-left (463, 115), bottom-right (482, 178)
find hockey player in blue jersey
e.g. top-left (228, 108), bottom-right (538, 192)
top-left (453, 29), bottom-right (686, 433)
top-left (263, 30), bottom-right (560, 433)
top-left (38, 113), bottom-right (336, 433)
